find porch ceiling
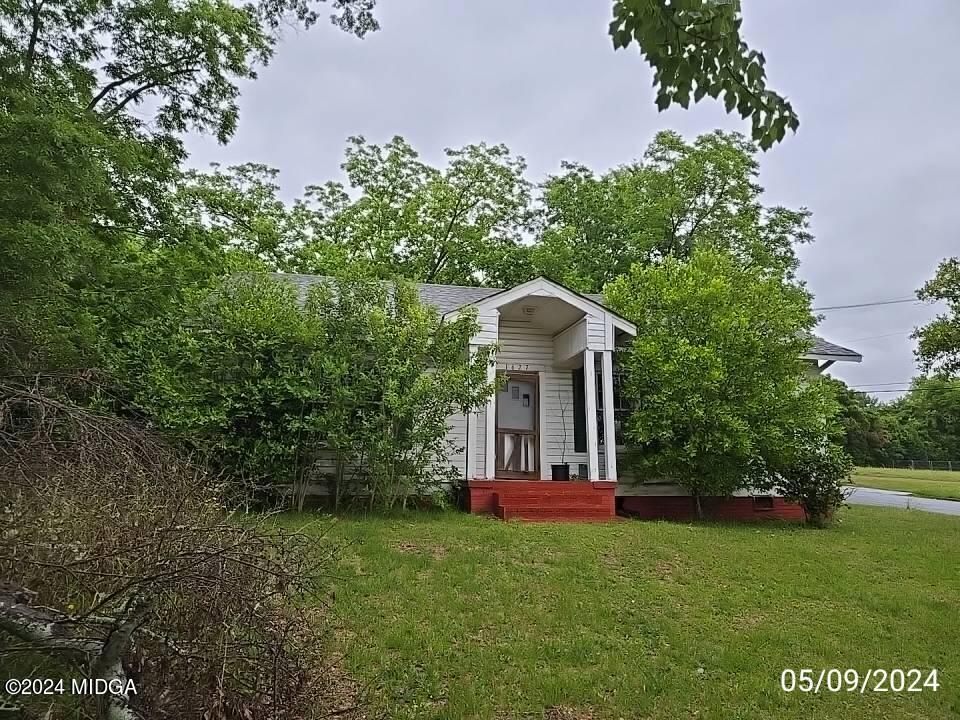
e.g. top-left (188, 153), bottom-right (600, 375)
top-left (498, 296), bottom-right (585, 334)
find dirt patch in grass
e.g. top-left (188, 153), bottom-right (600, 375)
top-left (654, 559), bottom-right (679, 580)
top-left (732, 612), bottom-right (768, 630)
top-left (543, 706), bottom-right (596, 720)
top-left (317, 652), bottom-right (369, 719)
top-left (392, 540), bottom-right (448, 559)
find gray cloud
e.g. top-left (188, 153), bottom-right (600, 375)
top-left (185, 0), bottom-right (960, 399)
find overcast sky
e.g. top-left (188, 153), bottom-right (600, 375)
top-left (184, 1), bottom-right (959, 399)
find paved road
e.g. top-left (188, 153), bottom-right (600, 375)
top-left (844, 486), bottom-right (960, 516)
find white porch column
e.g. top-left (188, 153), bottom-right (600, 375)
top-left (601, 350), bottom-right (617, 482)
top-left (465, 344), bottom-right (482, 480)
top-left (484, 359), bottom-right (497, 479)
top-left (465, 409), bottom-right (475, 480)
top-left (583, 349), bottom-right (600, 481)
top-left (538, 370), bottom-right (549, 479)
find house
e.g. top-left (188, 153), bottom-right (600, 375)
top-left (280, 274), bottom-right (862, 521)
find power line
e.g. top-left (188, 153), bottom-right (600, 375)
top-left (812, 297), bottom-right (919, 311)
top-left (847, 381), bottom-right (914, 387)
top-left (849, 330), bottom-right (914, 342)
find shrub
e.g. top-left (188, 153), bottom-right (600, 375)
top-left (0, 383), bottom-right (358, 720)
top-left (118, 274), bottom-right (497, 510)
top-left (775, 442), bottom-right (853, 526)
top-left (605, 248), bottom-right (834, 518)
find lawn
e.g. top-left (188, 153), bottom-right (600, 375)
top-left (852, 467), bottom-right (960, 500)
top-left (289, 507), bottom-right (960, 720)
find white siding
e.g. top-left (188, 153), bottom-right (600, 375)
top-left (472, 311), bottom-right (499, 345)
top-left (541, 369), bottom-right (589, 471)
top-left (446, 412), bottom-right (468, 477)
top-left (475, 407), bottom-right (487, 476)
top-left (553, 319), bottom-right (586, 364)
top-left (585, 315), bottom-right (606, 351)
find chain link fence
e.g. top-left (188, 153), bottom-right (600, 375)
top-left (880, 460), bottom-right (960, 472)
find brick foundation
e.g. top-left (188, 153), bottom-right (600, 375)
top-left (618, 494), bottom-right (805, 522)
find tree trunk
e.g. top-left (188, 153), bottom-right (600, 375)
top-left (694, 493), bottom-right (704, 520)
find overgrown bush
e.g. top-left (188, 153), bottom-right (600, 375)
top-left (605, 248), bottom-right (835, 518)
top-left (775, 442), bottom-right (853, 526)
top-left (0, 383), bottom-right (358, 720)
top-left (118, 274), bottom-right (496, 509)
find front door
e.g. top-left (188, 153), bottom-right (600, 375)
top-left (495, 373), bottom-right (539, 478)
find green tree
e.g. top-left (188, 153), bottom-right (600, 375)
top-left (532, 130), bottom-right (810, 293)
top-left (0, 0), bottom-right (377, 373)
top-left (120, 274), bottom-right (497, 509)
top-left (170, 163), bottom-right (321, 271)
top-left (605, 247), bottom-right (834, 518)
top-left (915, 257), bottom-right (960, 377)
top-left (295, 135), bottom-right (536, 285)
top-left (823, 377), bottom-right (892, 466)
top-left (883, 377), bottom-right (960, 462)
top-left (609, 0), bottom-right (798, 149)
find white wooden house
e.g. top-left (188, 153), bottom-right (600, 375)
top-left (281, 274), bottom-right (862, 521)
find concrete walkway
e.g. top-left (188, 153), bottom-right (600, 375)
top-left (844, 485), bottom-right (960, 516)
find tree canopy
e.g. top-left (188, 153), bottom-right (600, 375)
top-left (531, 130), bottom-right (810, 293)
top-left (604, 247), bottom-right (833, 515)
top-left (159, 129), bottom-right (810, 297)
top-left (915, 257), bottom-right (960, 378)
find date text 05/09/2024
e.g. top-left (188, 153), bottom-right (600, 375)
top-left (780, 668), bottom-right (939, 694)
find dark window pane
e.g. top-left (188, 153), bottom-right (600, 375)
top-left (572, 368), bottom-right (586, 453)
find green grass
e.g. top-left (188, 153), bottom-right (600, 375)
top-left (853, 467), bottom-right (960, 500)
top-left (287, 507), bottom-right (960, 720)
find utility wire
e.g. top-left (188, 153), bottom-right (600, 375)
top-left (849, 330), bottom-right (914, 342)
top-left (812, 297), bottom-right (919, 311)
top-left (847, 381), bottom-right (916, 388)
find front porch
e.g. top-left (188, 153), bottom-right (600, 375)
top-left (445, 278), bottom-right (635, 521)
top-left (463, 479), bottom-right (618, 521)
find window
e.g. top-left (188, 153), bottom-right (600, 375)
top-left (597, 368), bottom-right (631, 447)
top-left (572, 368), bottom-right (586, 452)
top-left (753, 496), bottom-right (775, 511)
top-left (572, 367), bottom-right (633, 450)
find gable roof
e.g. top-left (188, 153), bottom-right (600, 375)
top-left (445, 276), bottom-right (637, 336)
top-left (268, 273), bottom-right (861, 361)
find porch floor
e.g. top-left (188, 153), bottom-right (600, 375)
top-left (464, 479), bottom-right (617, 521)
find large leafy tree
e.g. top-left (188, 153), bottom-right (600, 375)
top-left (605, 247), bottom-right (834, 517)
top-left (610, 0), bottom-right (798, 149)
top-left (915, 257), bottom-right (960, 377)
top-left (170, 163), bottom-right (321, 271)
top-left (295, 136), bottom-right (536, 285)
top-left (884, 378), bottom-right (960, 462)
top-left (823, 377), bottom-right (893, 466)
top-left (0, 0), bottom-right (378, 372)
top-left (531, 130), bottom-right (810, 293)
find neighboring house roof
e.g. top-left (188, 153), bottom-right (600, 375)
top-left (804, 335), bottom-right (862, 363)
top-left (268, 273), bottom-right (861, 362)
